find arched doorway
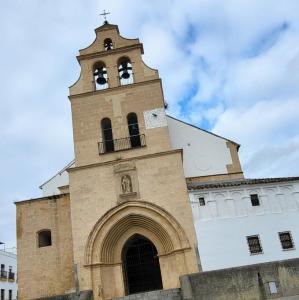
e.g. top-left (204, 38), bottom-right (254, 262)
top-left (122, 235), bottom-right (163, 295)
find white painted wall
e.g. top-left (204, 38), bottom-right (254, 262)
top-left (40, 161), bottom-right (74, 196)
top-left (167, 116), bottom-right (233, 178)
top-left (190, 181), bottom-right (299, 271)
top-left (0, 251), bottom-right (17, 300)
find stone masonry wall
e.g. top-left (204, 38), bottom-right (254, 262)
top-left (180, 258), bottom-right (299, 300)
top-left (111, 289), bottom-right (182, 300)
top-left (16, 194), bottom-right (74, 300)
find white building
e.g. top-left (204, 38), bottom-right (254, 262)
top-left (39, 115), bottom-right (299, 272)
top-left (0, 250), bottom-right (17, 300)
top-left (189, 177), bottom-right (299, 271)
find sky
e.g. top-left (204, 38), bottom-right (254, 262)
top-left (1, 0), bottom-right (299, 248)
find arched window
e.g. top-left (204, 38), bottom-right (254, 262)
top-left (37, 230), bottom-right (52, 248)
top-left (118, 57), bottom-right (134, 86)
top-left (104, 38), bottom-right (113, 51)
top-left (101, 118), bottom-right (114, 153)
top-left (127, 113), bottom-right (141, 148)
top-left (93, 62), bottom-right (109, 90)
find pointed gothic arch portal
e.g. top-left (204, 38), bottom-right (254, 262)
top-left (122, 234), bottom-right (163, 295)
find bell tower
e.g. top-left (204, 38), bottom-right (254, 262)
top-left (69, 22), bottom-right (172, 167)
top-left (68, 22), bottom-right (200, 299)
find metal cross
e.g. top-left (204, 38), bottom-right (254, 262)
top-left (100, 10), bottom-right (110, 22)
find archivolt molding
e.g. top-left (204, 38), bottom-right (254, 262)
top-left (84, 201), bottom-right (190, 265)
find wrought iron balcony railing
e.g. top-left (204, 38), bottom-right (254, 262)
top-left (0, 270), bottom-right (7, 279)
top-left (8, 272), bottom-right (15, 280)
top-left (99, 134), bottom-right (146, 154)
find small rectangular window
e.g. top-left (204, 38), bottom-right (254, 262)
top-left (268, 281), bottom-right (278, 294)
top-left (279, 231), bottom-right (294, 250)
top-left (247, 235), bottom-right (263, 254)
top-left (250, 194), bottom-right (260, 206)
top-left (38, 230), bottom-right (52, 247)
top-left (198, 197), bottom-right (205, 206)
top-left (9, 290), bottom-right (12, 300)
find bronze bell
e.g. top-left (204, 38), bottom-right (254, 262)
top-left (105, 42), bottom-right (113, 50)
top-left (119, 62), bottom-right (132, 79)
top-left (96, 74), bottom-right (107, 85)
top-left (121, 71), bottom-right (130, 79)
top-left (94, 68), bottom-right (107, 85)
top-left (104, 39), bottom-right (113, 51)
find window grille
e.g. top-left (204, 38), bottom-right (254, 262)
top-left (198, 197), bottom-right (205, 206)
top-left (247, 235), bottom-right (263, 254)
top-left (279, 231), bottom-right (294, 250)
top-left (250, 194), bottom-right (260, 206)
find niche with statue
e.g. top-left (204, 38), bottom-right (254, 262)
top-left (114, 162), bottom-right (139, 203)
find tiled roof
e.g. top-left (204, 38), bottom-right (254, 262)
top-left (187, 177), bottom-right (299, 190)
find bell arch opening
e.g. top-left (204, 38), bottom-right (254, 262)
top-left (122, 234), bottom-right (163, 295)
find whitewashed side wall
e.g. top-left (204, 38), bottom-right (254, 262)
top-left (167, 116), bottom-right (233, 178)
top-left (40, 170), bottom-right (70, 196)
top-left (190, 181), bottom-right (299, 271)
top-left (40, 161), bottom-right (75, 196)
top-left (0, 251), bottom-right (17, 300)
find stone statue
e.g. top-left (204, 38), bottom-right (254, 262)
top-left (121, 175), bottom-right (133, 194)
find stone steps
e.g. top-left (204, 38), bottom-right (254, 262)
top-left (111, 289), bottom-right (182, 300)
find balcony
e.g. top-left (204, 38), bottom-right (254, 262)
top-left (8, 272), bottom-right (15, 281)
top-left (99, 134), bottom-right (146, 154)
top-left (0, 270), bottom-right (7, 279)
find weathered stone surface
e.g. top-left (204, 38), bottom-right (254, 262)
top-left (16, 194), bottom-right (74, 300)
top-left (34, 290), bottom-right (93, 300)
top-left (180, 258), bottom-right (299, 300)
top-left (111, 289), bottom-right (182, 300)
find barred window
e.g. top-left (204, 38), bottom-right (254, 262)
top-left (250, 194), bottom-right (260, 206)
top-left (198, 197), bottom-right (205, 206)
top-left (247, 235), bottom-right (263, 254)
top-left (279, 231), bottom-right (294, 250)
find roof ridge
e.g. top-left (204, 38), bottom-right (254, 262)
top-left (39, 160), bottom-right (75, 189)
top-left (188, 176), bottom-right (299, 190)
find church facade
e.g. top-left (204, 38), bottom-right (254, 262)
top-left (15, 22), bottom-right (299, 300)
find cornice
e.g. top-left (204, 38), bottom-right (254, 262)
top-left (77, 44), bottom-right (144, 62)
top-left (68, 149), bottom-right (183, 173)
top-left (14, 193), bottom-right (69, 205)
top-left (68, 78), bottom-right (161, 100)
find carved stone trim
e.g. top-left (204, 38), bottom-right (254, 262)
top-left (119, 192), bottom-right (137, 198)
top-left (118, 192), bottom-right (138, 204)
top-left (113, 162), bottom-right (136, 174)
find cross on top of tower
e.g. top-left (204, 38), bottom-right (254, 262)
top-left (100, 10), bottom-right (110, 24)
